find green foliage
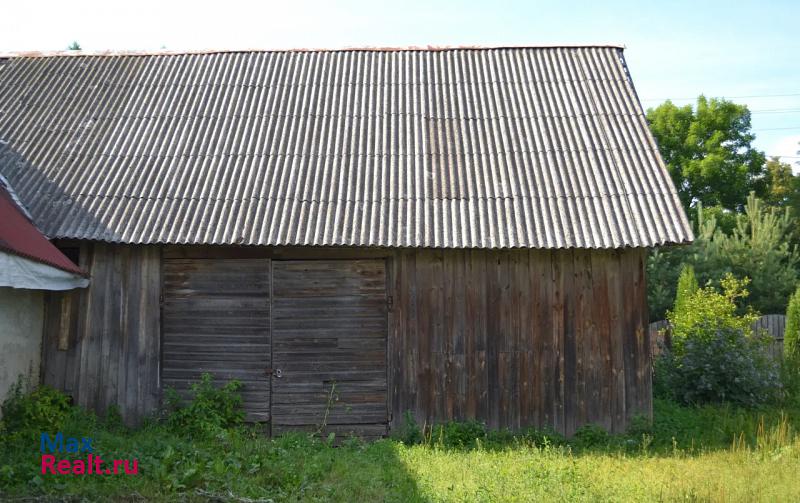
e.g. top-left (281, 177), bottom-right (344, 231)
top-left (656, 325), bottom-right (780, 407)
top-left (571, 424), bottom-right (610, 449)
top-left (648, 194), bottom-right (800, 318)
top-left (67, 41), bottom-right (81, 50)
top-left (763, 156), bottom-right (800, 216)
top-left (691, 195), bottom-right (800, 314)
top-left (392, 410), bottom-right (423, 445)
top-left (781, 359), bottom-right (800, 409)
top-left (646, 96), bottom-right (766, 212)
top-left (1, 378), bottom-right (71, 436)
top-left (786, 285), bottom-right (800, 362)
top-left (674, 264), bottom-right (698, 313)
top-left (431, 420), bottom-right (488, 448)
top-left (1, 388), bottom-right (799, 501)
top-left (657, 276), bottom-right (781, 407)
top-left (668, 273), bottom-right (758, 349)
top-left (164, 373), bottom-right (244, 437)
top-left (692, 204), bottom-right (738, 234)
top-left (647, 247), bottom-right (689, 320)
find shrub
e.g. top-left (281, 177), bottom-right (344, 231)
top-left (521, 426), bottom-right (566, 448)
top-left (656, 325), bottom-right (780, 407)
top-left (164, 373), bottom-right (244, 436)
top-left (392, 410), bottom-right (422, 445)
top-left (674, 264), bottom-right (699, 313)
top-left (785, 285), bottom-right (800, 362)
top-left (656, 274), bottom-right (781, 407)
top-left (572, 424), bottom-right (611, 449)
top-left (1, 378), bottom-right (71, 435)
top-left (668, 274), bottom-right (758, 353)
top-left (433, 420), bottom-right (488, 448)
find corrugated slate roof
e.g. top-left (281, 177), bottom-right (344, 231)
top-left (0, 46), bottom-right (692, 249)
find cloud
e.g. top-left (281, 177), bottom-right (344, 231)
top-left (767, 134), bottom-right (800, 168)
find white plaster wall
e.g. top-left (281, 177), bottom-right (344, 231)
top-left (0, 287), bottom-right (43, 409)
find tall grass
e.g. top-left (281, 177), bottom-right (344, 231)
top-left (1, 392), bottom-right (798, 502)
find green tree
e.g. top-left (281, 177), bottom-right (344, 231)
top-left (786, 285), bottom-right (800, 361)
top-left (691, 194), bottom-right (799, 313)
top-left (646, 96), bottom-right (767, 212)
top-left (763, 156), bottom-right (800, 209)
top-left (648, 194), bottom-right (800, 318)
top-left (674, 264), bottom-right (699, 313)
top-left (67, 41), bottom-right (81, 50)
top-left (648, 247), bottom-right (688, 320)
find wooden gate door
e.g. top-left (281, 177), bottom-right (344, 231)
top-left (271, 260), bottom-right (388, 439)
top-left (162, 258), bottom-right (272, 422)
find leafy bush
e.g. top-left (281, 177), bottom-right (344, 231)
top-left (674, 264), bottom-right (699, 314)
top-left (572, 424), bottom-right (611, 449)
top-left (647, 247), bottom-right (689, 321)
top-left (783, 286), bottom-right (800, 406)
top-left (1, 378), bottom-right (71, 435)
top-left (392, 410), bottom-right (423, 445)
top-left (432, 420), bottom-right (488, 448)
top-left (668, 274), bottom-right (758, 352)
top-left (656, 325), bottom-right (780, 407)
top-left (656, 276), bottom-right (781, 407)
top-left (786, 285), bottom-right (800, 362)
top-left (164, 373), bottom-right (244, 436)
top-left (520, 426), bottom-right (566, 448)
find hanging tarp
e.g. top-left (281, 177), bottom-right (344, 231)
top-left (0, 250), bottom-right (88, 290)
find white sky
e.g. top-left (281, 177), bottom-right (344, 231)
top-left (2, 0), bottom-right (798, 166)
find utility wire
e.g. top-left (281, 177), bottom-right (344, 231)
top-left (641, 92), bottom-right (800, 102)
top-left (752, 108), bottom-right (800, 114)
top-left (753, 126), bottom-right (800, 131)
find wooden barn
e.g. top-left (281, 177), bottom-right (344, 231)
top-left (0, 46), bottom-right (692, 437)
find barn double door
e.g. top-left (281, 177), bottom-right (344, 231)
top-left (161, 258), bottom-right (388, 438)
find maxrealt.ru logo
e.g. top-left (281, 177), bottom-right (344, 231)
top-left (40, 433), bottom-right (138, 475)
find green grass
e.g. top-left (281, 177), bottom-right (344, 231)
top-left (1, 400), bottom-right (799, 502)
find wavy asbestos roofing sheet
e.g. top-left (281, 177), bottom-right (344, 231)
top-left (0, 47), bottom-right (692, 249)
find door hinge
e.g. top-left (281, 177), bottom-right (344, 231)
top-left (387, 295), bottom-right (393, 310)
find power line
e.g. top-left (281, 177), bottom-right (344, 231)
top-left (754, 126), bottom-right (800, 131)
top-left (641, 92), bottom-right (800, 102)
top-left (752, 108), bottom-right (800, 114)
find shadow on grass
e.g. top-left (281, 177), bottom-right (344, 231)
top-left (0, 417), bottom-right (429, 502)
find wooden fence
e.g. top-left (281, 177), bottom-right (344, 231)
top-left (649, 314), bottom-right (786, 359)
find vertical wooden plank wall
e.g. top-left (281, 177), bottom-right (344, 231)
top-left (389, 248), bottom-right (650, 435)
top-left (41, 243), bottom-right (649, 434)
top-left (42, 243), bottom-right (161, 425)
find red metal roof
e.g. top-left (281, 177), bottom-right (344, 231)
top-left (0, 182), bottom-right (86, 276)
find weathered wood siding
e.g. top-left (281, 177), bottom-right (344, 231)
top-left (388, 248), bottom-right (650, 435)
top-left (42, 243), bottom-right (161, 424)
top-left (754, 314), bottom-right (786, 360)
top-left (43, 244), bottom-right (650, 436)
top-left (162, 258), bottom-right (272, 422)
top-left (271, 260), bottom-right (388, 439)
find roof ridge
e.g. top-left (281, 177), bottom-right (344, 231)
top-left (0, 44), bottom-right (626, 58)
